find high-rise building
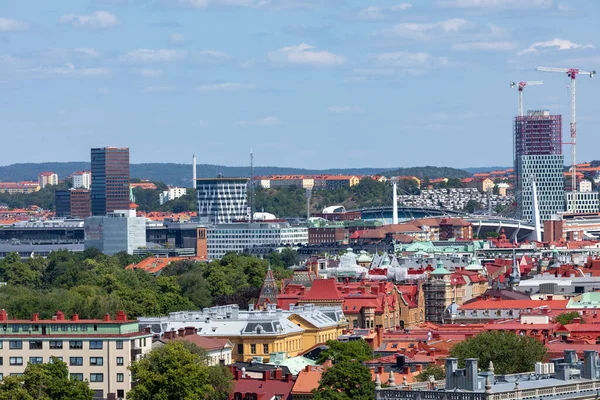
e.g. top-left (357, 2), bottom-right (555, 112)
top-left (55, 189), bottom-right (91, 218)
top-left (38, 172), bottom-right (58, 188)
top-left (72, 170), bottom-right (91, 189)
top-left (55, 190), bottom-right (72, 217)
top-left (196, 178), bottom-right (248, 224)
top-left (91, 147), bottom-right (130, 216)
top-left (514, 110), bottom-right (565, 223)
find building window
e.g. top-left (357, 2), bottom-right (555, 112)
top-left (70, 357), bottom-right (83, 366)
top-left (117, 390), bottom-right (124, 398)
top-left (90, 357), bottom-right (103, 366)
top-left (49, 341), bottom-right (63, 349)
top-left (9, 357), bottom-right (23, 366)
top-left (117, 373), bottom-right (124, 382)
top-left (90, 374), bottom-right (104, 382)
top-left (237, 344), bottom-right (243, 354)
top-left (69, 341), bottom-right (83, 350)
top-left (250, 344), bottom-right (256, 354)
top-left (0, 357), bottom-right (3, 365)
top-left (51, 325), bottom-right (59, 332)
top-left (71, 325), bottom-right (78, 331)
top-left (49, 357), bottom-right (63, 363)
top-left (116, 340), bottom-right (123, 349)
top-left (89, 341), bottom-right (103, 350)
top-left (70, 373), bottom-right (83, 381)
top-left (263, 344), bottom-right (269, 354)
top-left (80, 325), bottom-right (88, 332)
top-left (29, 341), bottom-right (43, 350)
top-left (116, 357), bottom-right (124, 366)
top-left (61, 325), bottom-right (68, 331)
top-left (9, 341), bottom-right (22, 350)
top-left (29, 357), bottom-right (43, 365)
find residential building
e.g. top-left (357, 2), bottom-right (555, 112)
top-left (464, 177), bottom-right (495, 193)
top-left (38, 172), bottom-right (58, 188)
top-left (0, 309), bottom-right (152, 400)
top-left (206, 222), bottom-right (308, 259)
top-left (138, 304), bottom-right (347, 363)
top-left (158, 330), bottom-right (233, 366)
top-left (159, 187), bottom-right (187, 205)
top-left (72, 171), bottom-right (91, 190)
top-left (0, 182), bottom-right (40, 194)
top-left (91, 147), bottom-right (130, 216)
top-left (196, 178), bottom-right (248, 224)
top-left (564, 191), bottom-right (600, 214)
top-left (130, 181), bottom-right (157, 190)
top-left (580, 179), bottom-right (593, 192)
top-left (55, 189), bottom-right (91, 218)
top-left (84, 206), bottom-right (146, 255)
top-left (514, 110), bottom-right (564, 222)
top-left (259, 175), bottom-right (315, 189)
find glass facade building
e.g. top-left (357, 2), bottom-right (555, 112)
top-left (517, 154), bottom-right (565, 223)
top-left (91, 147), bottom-right (130, 216)
top-left (196, 178), bottom-right (249, 224)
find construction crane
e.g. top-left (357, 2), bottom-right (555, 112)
top-left (535, 66), bottom-right (596, 213)
top-left (510, 81), bottom-right (543, 117)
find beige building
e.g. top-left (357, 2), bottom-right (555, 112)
top-left (0, 310), bottom-right (152, 400)
top-left (38, 172), bottom-right (59, 188)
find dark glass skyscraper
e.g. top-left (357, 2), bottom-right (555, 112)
top-left (91, 147), bottom-right (130, 216)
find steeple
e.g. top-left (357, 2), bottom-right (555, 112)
top-left (509, 249), bottom-right (521, 286)
top-left (256, 264), bottom-right (280, 309)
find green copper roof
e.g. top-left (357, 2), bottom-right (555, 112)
top-left (431, 259), bottom-right (451, 275)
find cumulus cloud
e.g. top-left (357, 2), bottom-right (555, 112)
top-left (197, 82), bottom-right (256, 92)
top-left (74, 48), bottom-right (100, 57)
top-left (453, 41), bottom-right (516, 51)
top-left (328, 106), bottom-right (365, 114)
top-left (59, 11), bottom-right (119, 29)
top-left (135, 68), bottom-right (163, 77)
top-left (373, 51), bottom-right (449, 68)
top-left (269, 43), bottom-right (346, 67)
top-left (518, 38), bottom-right (594, 55)
top-left (357, 4), bottom-right (411, 20)
top-left (437, 0), bottom-right (553, 9)
top-left (144, 86), bottom-right (174, 93)
top-left (30, 63), bottom-right (110, 77)
top-left (0, 18), bottom-right (30, 32)
top-left (120, 49), bottom-right (187, 62)
top-left (381, 19), bottom-right (470, 40)
top-left (233, 116), bottom-right (280, 127)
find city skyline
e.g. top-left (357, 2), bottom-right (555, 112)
top-left (1, 0), bottom-right (599, 168)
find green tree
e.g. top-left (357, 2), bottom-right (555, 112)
top-left (556, 312), bottom-right (583, 325)
top-left (280, 248), bottom-right (299, 267)
top-left (128, 341), bottom-right (232, 400)
top-left (416, 364), bottom-right (445, 382)
top-left (312, 361), bottom-right (375, 400)
top-left (463, 200), bottom-right (482, 213)
top-left (450, 331), bottom-right (546, 375)
top-left (0, 357), bottom-right (94, 400)
top-left (317, 340), bottom-right (373, 364)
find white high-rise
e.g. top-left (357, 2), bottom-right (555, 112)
top-left (72, 171), bottom-right (91, 189)
top-left (196, 178), bottom-right (249, 224)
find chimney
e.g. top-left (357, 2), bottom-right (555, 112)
top-left (377, 366), bottom-right (385, 374)
top-left (274, 368), bottom-right (283, 380)
top-left (178, 328), bottom-right (185, 337)
top-left (572, 318), bottom-right (582, 324)
top-left (445, 358), bottom-right (458, 390)
top-left (32, 313), bottom-right (39, 322)
top-left (583, 350), bottom-right (599, 380)
top-left (144, 326), bottom-right (152, 334)
top-left (103, 313), bottom-right (111, 322)
top-left (116, 311), bottom-right (127, 321)
top-left (396, 354), bottom-right (405, 368)
top-left (465, 359), bottom-right (478, 391)
top-left (564, 349), bottom-right (577, 364)
top-left (0, 310), bottom-right (6, 322)
top-left (56, 310), bottom-right (64, 321)
top-left (415, 365), bottom-right (423, 372)
top-left (72, 313), bottom-right (79, 322)
top-left (284, 373), bottom-right (293, 382)
top-left (184, 326), bottom-right (195, 336)
top-left (262, 371), bottom-right (268, 381)
top-left (192, 154), bottom-right (197, 190)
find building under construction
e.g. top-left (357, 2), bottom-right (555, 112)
top-left (514, 110), bottom-right (565, 223)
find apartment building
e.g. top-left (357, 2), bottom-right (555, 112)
top-left (0, 182), bottom-right (40, 194)
top-left (159, 187), bottom-right (187, 205)
top-left (38, 172), bottom-right (59, 188)
top-left (0, 310), bottom-right (152, 400)
top-left (72, 171), bottom-right (92, 190)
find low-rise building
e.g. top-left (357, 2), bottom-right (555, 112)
top-left (0, 309), bottom-right (152, 400)
top-left (159, 187), bottom-right (187, 205)
top-left (0, 181), bottom-right (40, 194)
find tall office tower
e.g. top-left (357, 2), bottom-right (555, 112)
top-left (91, 147), bottom-right (130, 216)
top-left (514, 110), bottom-right (564, 223)
top-left (196, 178), bottom-right (249, 224)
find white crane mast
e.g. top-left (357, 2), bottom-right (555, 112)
top-left (535, 66), bottom-right (596, 213)
top-left (510, 81), bottom-right (543, 117)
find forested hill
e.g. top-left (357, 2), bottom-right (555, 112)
top-left (0, 162), bottom-right (470, 186)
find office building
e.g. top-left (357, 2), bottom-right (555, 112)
top-left (55, 189), bottom-right (91, 219)
top-left (84, 207), bottom-right (146, 255)
top-left (514, 110), bottom-right (564, 223)
top-left (38, 172), bottom-right (58, 188)
top-left (196, 178), bottom-right (248, 224)
top-left (207, 222), bottom-right (308, 259)
top-left (91, 147), bottom-right (130, 216)
top-left (0, 309), bottom-right (152, 400)
top-left (72, 171), bottom-right (91, 190)
top-left (159, 187), bottom-right (187, 205)
top-left (565, 191), bottom-right (600, 214)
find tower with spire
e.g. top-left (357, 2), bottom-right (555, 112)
top-left (256, 265), bottom-right (280, 310)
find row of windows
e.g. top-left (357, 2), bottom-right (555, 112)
top-left (6, 340), bottom-right (121, 350)
top-left (69, 356), bottom-right (124, 366)
top-left (9, 324), bottom-right (98, 333)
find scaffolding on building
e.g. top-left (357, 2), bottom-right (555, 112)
top-left (423, 281), bottom-right (448, 323)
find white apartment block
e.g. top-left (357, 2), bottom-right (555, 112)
top-left (580, 179), bottom-right (593, 193)
top-left (159, 187), bottom-right (187, 205)
top-left (0, 310), bottom-right (152, 400)
top-left (565, 191), bottom-right (600, 214)
top-left (72, 171), bottom-right (92, 189)
top-left (38, 172), bottom-right (58, 188)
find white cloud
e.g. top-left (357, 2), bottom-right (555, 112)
top-left (437, 0), bottom-right (553, 9)
top-left (197, 82), bottom-right (256, 92)
top-left (328, 106), bottom-right (365, 114)
top-left (169, 33), bottom-right (185, 44)
top-left (357, 4), bottom-right (411, 20)
top-left (382, 19), bottom-right (470, 40)
top-left (30, 63), bottom-right (110, 77)
top-left (120, 49), bottom-right (187, 62)
top-left (373, 51), bottom-right (449, 68)
top-left (269, 43), bottom-right (346, 67)
top-left (198, 50), bottom-right (229, 58)
top-left (233, 116), bottom-right (280, 127)
top-left (58, 11), bottom-right (119, 29)
top-left (518, 38), bottom-right (594, 55)
top-left (453, 41), bottom-right (516, 51)
top-left (74, 48), bottom-right (100, 57)
top-left (391, 3), bottom-right (412, 11)
top-left (0, 18), bottom-right (30, 32)
top-left (135, 68), bottom-right (163, 77)
top-left (144, 86), bottom-right (174, 93)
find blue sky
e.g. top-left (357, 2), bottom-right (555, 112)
top-left (1, 0), bottom-right (599, 169)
